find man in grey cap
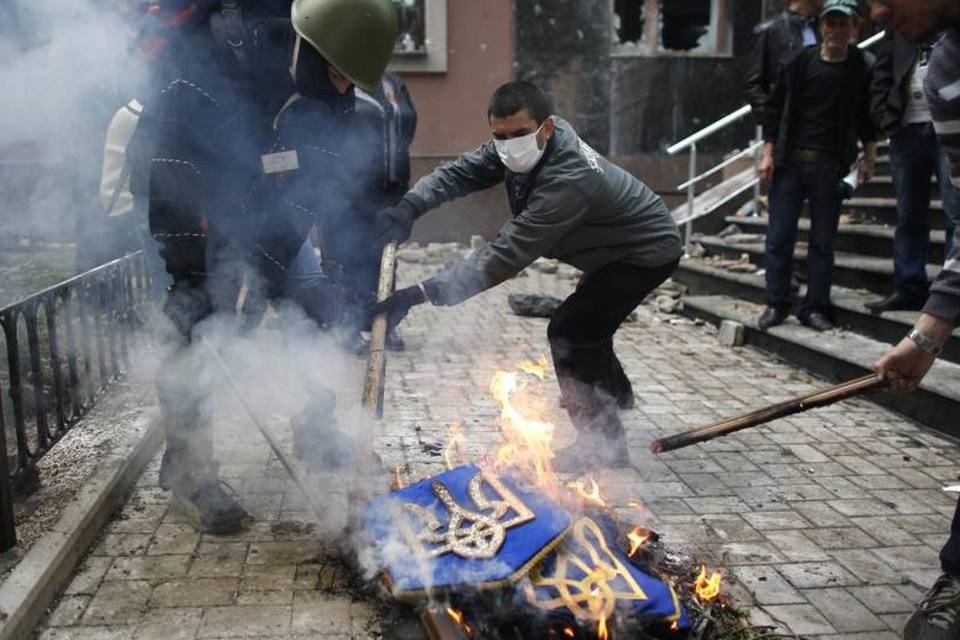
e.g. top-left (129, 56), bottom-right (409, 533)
top-left (373, 81), bottom-right (682, 472)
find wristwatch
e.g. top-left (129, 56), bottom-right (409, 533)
top-left (908, 329), bottom-right (943, 357)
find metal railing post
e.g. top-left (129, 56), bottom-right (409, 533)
top-left (753, 124), bottom-right (763, 215)
top-left (685, 143), bottom-right (697, 255)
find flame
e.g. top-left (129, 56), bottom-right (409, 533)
top-left (518, 354), bottom-right (550, 380)
top-left (490, 368), bottom-right (557, 492)
top-left (670, 620), bottom-right (679, 632)
top-left (566, 477), bottom-right (606, 508)
top-left (562, 627), bottom-right (575, 638)
top-left (597, 615), bottom-right (609, 640)
top-left (446, 607), bottom-right (472, 635)
top-left (627, 524), bottom-right (651, 556)
top-left (393, 466), bottom-right (406, 490)
top-left (693, 564), bottom-right (723, 603)
top-left (444, 424), bottom-right (467, 470)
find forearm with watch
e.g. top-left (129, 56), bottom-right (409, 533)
top-left (907, 313), bottom-right (953, 357)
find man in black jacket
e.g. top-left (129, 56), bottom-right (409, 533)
top-left (869, 2), bottom-right (960, 638)
top-left (745, 0), bottom-right (823, 123)
top-left (867, 28), bottom-right (960, 313)
top-left (757, 0), bottom-right (877, 332)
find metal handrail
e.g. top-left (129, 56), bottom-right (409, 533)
top-left (666, 30), bottom-right (887, 155)
top-left (670, 29), bottom-right (887, 253)
top-left (677, 140), bottom-right (763, 191)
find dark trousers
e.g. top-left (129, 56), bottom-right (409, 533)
top-left (548, 258), bottom-right (678, 437)
top-left (766, 158), bottom-right (844, 318)
top-left (943, 498), bottom-right (960, 577)
top-left (890, 123), bottom-right (960, 299)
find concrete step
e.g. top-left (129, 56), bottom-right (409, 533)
top-left (723, 215), bottom-right (949, 260)
top-left (680, 293), bottom-right (960, 440)
top-left (855, 174), bottom-right (942, 198)
top-left (696, 235), bottom-right (941, 296)
top-left (674, 257), bottom-right (960, 365)
top-left (846, 197), bottom-right (949, 230)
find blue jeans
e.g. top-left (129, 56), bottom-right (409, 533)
top-left (136, 199), bottom-right (172, 302)
top-left (890, 123), bottom-right (960, 298)
top-left (945, 499), bottom-right (960, 578)
top-left (766, 158), bottom-right (843, 318)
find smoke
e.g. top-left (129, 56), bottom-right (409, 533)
top-left (0, 0), bottom-right (138, 279)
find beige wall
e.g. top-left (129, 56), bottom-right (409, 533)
top-left (401, 0), bottom-right (514, 157)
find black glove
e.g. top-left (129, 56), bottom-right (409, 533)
top-left (375, 200), bottom-right (418, 246)
top-left (368, 284), bottom-right (427, 328)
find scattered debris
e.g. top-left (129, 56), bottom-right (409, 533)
top-left (718, 320), bottom-right (745, 347)
top-left (508, 294), bottom-right (562, 318)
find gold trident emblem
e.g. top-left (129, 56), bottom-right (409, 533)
top-left (402, 471), bottom-right (534, 560)
top-left (527, 517), bottom-right (651, 622)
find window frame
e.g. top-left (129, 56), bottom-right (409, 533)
top-left (389, 0), bottom-right (448, 74)
top-left (611, 0), bottom-right (734, 59)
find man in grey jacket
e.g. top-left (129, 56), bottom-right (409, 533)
top-left (372, 82), bottom-right (682, 471)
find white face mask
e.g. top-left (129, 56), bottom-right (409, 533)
top-left (494, 120), bottom-right (549, 174)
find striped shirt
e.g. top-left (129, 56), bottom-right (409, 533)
top-left (923, 27), bottom-right (960, 321)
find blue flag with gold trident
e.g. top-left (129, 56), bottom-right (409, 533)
top-left (365, 464), bottom-right (571, 597)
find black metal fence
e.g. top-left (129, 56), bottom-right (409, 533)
top-left (0, 252), bottom-right (149, 551)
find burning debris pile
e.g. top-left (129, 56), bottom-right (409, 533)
top-left (359, 358), bottom-right (768, 640)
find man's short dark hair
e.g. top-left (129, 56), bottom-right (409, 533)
top-left (488, 81), bottom-right (554, 124)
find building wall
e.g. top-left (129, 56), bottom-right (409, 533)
top-left (400, 0), bottom-right (515, 244)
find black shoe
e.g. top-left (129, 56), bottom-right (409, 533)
top-left (342, 331), bottom-right (369, 356)
top-left (758, 307), bottom-right (788, 330)
top-left (385, 327), bottom-right (405, 351)
top-left (170, 479), bottom-right (250, 535)
top-left (554, 431), bottom-right (631, 472)
top-left (903, 574), bottom-right (960, 640)
top-left (615, 391), bottom-right (635, 410)
top-left (865, 291), bottom-right (927, 315)
top-left (799, 312), bottom-right (834, 332)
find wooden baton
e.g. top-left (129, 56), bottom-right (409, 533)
top-left (650, 373), bottom-right (886, 455)
top-left (362, 242), bottom-right (398, 417)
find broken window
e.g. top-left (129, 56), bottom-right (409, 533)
top-left (613, 0), bottom-right (645, 46)
top-left (613, 0), bottom-right (732, 56)
top-left (393, 0), bottom-right (427, 53)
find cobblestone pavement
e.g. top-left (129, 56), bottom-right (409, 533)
top-left (40, 257), bottom-right (960, 639)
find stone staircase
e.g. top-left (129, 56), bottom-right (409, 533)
top-left (672, 144), bottom-right (960, 440)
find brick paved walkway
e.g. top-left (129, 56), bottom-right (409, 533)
top-left (39, 255), bottom-right (960, 639)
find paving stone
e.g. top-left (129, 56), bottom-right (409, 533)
top-left (105, 555), bottom-right (191, 582)
top-left (742, 511), bottom-right (811, 531)
top-left (45, 595), bottom-right (91, 627)
top-left (764, 530), bottom-right (831, 562)
top-left (149, 578), bottom-right (238, 607)
top-left (730, 566), bottom-right (805, 605)
top-left (802, 587), bottom-right (887, 632)
top-left (246, 540), bottom-right (325, 565)
top-left (64, 556), bottom-right (114, 595)
top-left (82, 580), bottom-right (152, 625)
top-left (92, 534), bottom-right (153, 557)
top-left (38, 627), bottom-right (137, 640)
top-left (147, 524), bottom-right (201, 555)
top-left (760, 604), bottom-right (836, 635)
top-left (290, 592), bottom-right (353, 636)
top-left (804, 528), bottom-right (879, 550)
top-left (188, 542), bottom-right (247, 578)
top-left (134, 608), bottom-right (204, 640)
top-left (847, 585), bottom-right (917, 614)
top-left (241, 564), bottom-right (298, 591)
top-left (776, 562), bottom-right (859, 589)
top-left (197, 606), bottom-right (291, 638)
top-left (872, 545), bottom-right (941, 571)
top-left (830, 549), bottom-right (904, 585)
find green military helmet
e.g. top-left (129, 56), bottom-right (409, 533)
top-left (291, 0), bottom-right (399, 92)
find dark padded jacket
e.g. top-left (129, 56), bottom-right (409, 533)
top-left (405, 118), bottom-right (682, 306)
top-left (745, 10), bottom-right (817, 123)
top-left (870, 29), bottom-right (923, 135)
top-left (763, 45), bottom-right (877, 170)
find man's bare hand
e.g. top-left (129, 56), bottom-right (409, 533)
top-left (758, 155), bottom-right (775, 184)
top-left (874, 313), bottom-right (951, 392)
top-left (873, 337), bottom-right (935, 392)
top-left (858, 159), bottom-right (874, 185)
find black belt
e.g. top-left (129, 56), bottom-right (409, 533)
top-left (793, 148), bottom-right (833, 163)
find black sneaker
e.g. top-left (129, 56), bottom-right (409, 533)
top-left (170, 479), bottom-right (250, 535)
top-left (554, 431), bottom-right (631, 472)
top-left (903, 574), bottom-right (960, 640)
top-left (758, 306), bottom-right (788, 330)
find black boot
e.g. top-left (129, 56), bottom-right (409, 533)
top-left (169, 477), bottom-right (250, 535)
top-left (758, 306), bottom-right (789, 330)
top-left (902, 574), bottom-right (960, 640)
top-left (554, 408), bottom-right (630, 472)
top-left (865, 291), bottom-right (927, 315)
